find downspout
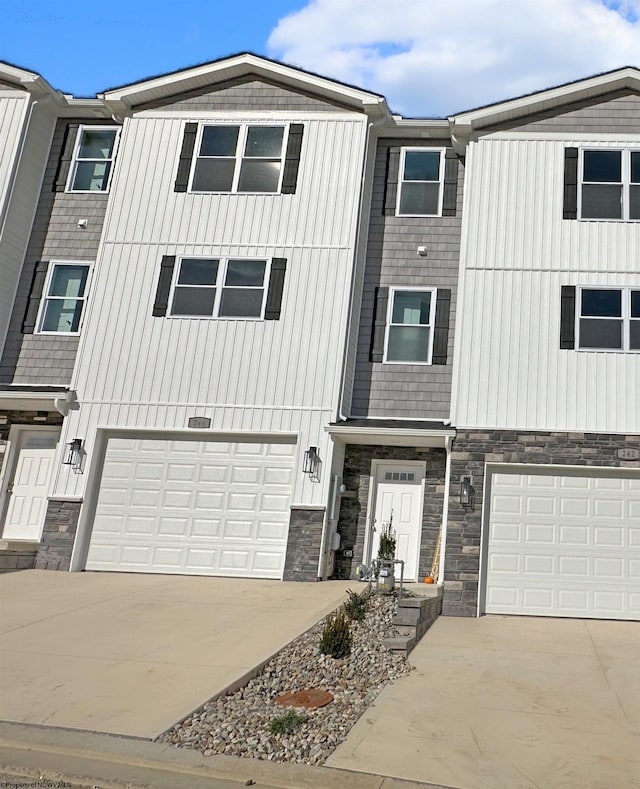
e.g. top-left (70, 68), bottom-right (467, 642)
top-left (337, 116), bottom-right (383, 422)
top-left (319, 115), bottom-right (379, 579)
top-left (438, 434), bottom-right (453, 583)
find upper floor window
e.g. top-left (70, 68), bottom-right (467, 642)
top-left (578, 287), bottom-right (640, 351)
top-left (37, 262), bottom-right (90, 334)
top-left (384, 288), bottom-right (436, 363)
top-left (68, 127), bottom-right (119, 192)
top-left (397, 148), bottom-right (444, 216)
top-left (169, 257), bottom-right (269, 319)
top-left (191, 125), bottom-right (286, 193)
top-left (579, 149), bottom-right (640, 220)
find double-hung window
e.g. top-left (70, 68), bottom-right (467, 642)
top-left (580, 149), bottom-right (640, 220)
top-left (37, 263), bottom-right (90, 334)
top-left (170, 258), bottom-right (269, 319)
top-left (385, 288), bottom-right (436, 363)
top-left (67, 127), bottom-right (119, 192)
top-left (190, 125), bottom-right (286, 193)
top-left (397, 148), bottom-right (444, 216)
top-left (577, 287), bottom-right (640, 351)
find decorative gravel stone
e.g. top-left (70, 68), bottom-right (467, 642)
top-left (159, 592), bottom-right (413, 765)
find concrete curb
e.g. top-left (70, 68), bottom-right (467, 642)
top-left (0, 722), bottom-right (455, 789)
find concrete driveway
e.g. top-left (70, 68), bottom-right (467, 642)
top-left (0, 570), bottom-right (351, 739)
top-left (327, 615), bottom-right (640, 789)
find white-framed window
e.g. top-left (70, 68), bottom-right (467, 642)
top-left (37, 262), bottom-right (91, 334)
top-left (397, 148), bottom-right (444, 216)
top-left (577, 286), bottom-right (640, 351)
top-left (579, 149), bottom-right (640, 220)
top-left (190, 124), bottom-right (287, 193)
top-left (169, 257), bottom-right (270, 319)
top-left (67, 126), bottom-right (119, 192)
top-left (384, 287), bottom-right (436, 363)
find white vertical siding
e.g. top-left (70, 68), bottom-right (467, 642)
top-left (57, 112), bottom-right (367, 509)
top-left (0, 91), bottom-right (31, 349)
top-left (453, 137), bottom-right (640, 432)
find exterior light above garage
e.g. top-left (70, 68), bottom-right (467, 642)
top-left (63, 438), bottom-right (83, 472)
top-left (303, 446), bottom-right (319, 476)
top-left (460, 475), bottom-right (474, 510)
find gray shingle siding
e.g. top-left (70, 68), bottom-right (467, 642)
top-left (484, 88), bottom-right (640, 134)
top-left (145, 76), bottom-right (360, 113)
top-left (0, 119), bottom-right (113, 385)
top-left (350, 138), bottom-right (463, 419)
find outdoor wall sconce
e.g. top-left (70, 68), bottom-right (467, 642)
top-left (303, 446), bottom-right (318, 476)
top-left (460, 475), bottom-right (475, 510)
top-left (63, 438), bottom-right (83, 472)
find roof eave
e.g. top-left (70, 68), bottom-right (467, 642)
top-left (450, 67), bottom-right (640, 134)
top-left (99, 54), bottom-right (388, 115)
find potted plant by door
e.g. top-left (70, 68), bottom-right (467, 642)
top-left (377, 519), bottom-right (396, 592)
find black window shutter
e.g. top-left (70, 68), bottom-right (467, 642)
top-left (281, 124), bottom-right (304, 194)
top-left (153, 256), bottom-right (176, 317)
top-left (442, 150), bottom-right (459, 217)
top-left (563, 148), bottom-right (578, 219)
top-left (370, 286), bottom-right (389, 362)
top-left (174, 123), bottom-right (198, 193)
top-left (432, 289), bottom-right (451, 364)
top-left (560, 285), bottom-right (576, 349)
top-left (265, 258), bottom-right (287, 320)
top-left (22, 261), bottom-right (49, 333)
top-left (383, 147), bottom-right (400, 215)
top-left (53, 124), bottom-right (79, 192)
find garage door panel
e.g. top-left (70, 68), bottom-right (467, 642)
top-left (486, 470), bottom-right (640, 620)
top-left (87, 437), bottom-right (295, 578)
top-left (191, 518), bottom-right (221, 537)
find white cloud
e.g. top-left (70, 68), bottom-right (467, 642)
top-left (267, 0), bottom-right (640, 116)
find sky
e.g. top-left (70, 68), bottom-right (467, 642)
top-left (4, 0), bottom-right (640, 117)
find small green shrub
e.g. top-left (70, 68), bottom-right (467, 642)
top-left (268, 709), bottom-right (307, 735)
top-left (319, 609), bottom-right (352, 659)
top-left (343, 588), bottom-right (369, 622)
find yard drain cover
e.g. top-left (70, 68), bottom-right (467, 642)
top-left (274, 690), bottom-right (334, 709)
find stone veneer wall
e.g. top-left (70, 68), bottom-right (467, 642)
top-left (35, 500), bottom-right (81, 571)
top-left (445, 429), bottom-right (640, 617)
top-left (334, 445), bottom-right (446, 581)
top-left (283, 507), bottom-right (325, 581)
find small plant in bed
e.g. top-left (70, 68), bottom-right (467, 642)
top-left (342, 588), bottom-right (369, 622)
top-left (268, 709), bottom-right (308, 735)
top-left (319, 609), bottom-right (352, 659)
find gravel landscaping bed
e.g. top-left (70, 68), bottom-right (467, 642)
top-left (160, 591), bottom-right (413, 765)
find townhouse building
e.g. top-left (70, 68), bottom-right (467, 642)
top-left (0, 55), bottom-right (637, 623)
top-left (447, 69), bottom-right (640, 619)
top-left (0, 63), bottom-right (115, 570)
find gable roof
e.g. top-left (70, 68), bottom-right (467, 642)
top-left (99, 52), bottom-right (390, 118)
top-left (449, 66), bottom-right (640, 141)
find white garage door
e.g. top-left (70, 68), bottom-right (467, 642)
top-left (86, 436), bottom-right (296, 578)
top-left (485, 470), bottom-right (640, 620)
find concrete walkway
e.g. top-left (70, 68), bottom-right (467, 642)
top-left (327, 615), bottom-right (640, 789)
top-left (0, 570), bottom-right (352, 738)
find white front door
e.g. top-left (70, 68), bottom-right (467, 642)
top-left (370, 463), bottom-right (425, 581)
top-left (2, 428), bottom-right (60, 541)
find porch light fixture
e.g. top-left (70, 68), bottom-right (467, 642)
top-left (460, 475), bottom-right (474, 510)
top-left (63, 438), bottom-right (83, 472)
top-left (303, 446), bottom-right (318, 476)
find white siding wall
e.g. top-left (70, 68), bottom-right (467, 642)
top-left (0, 91), bottom-right (31, 350)
top-left (453, 137), bottom-right (640, 432)
top-left (53, 111), bottom-right (368, 507)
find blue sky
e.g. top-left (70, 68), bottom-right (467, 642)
top-left (5, 0), bottom-right (640, 117)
